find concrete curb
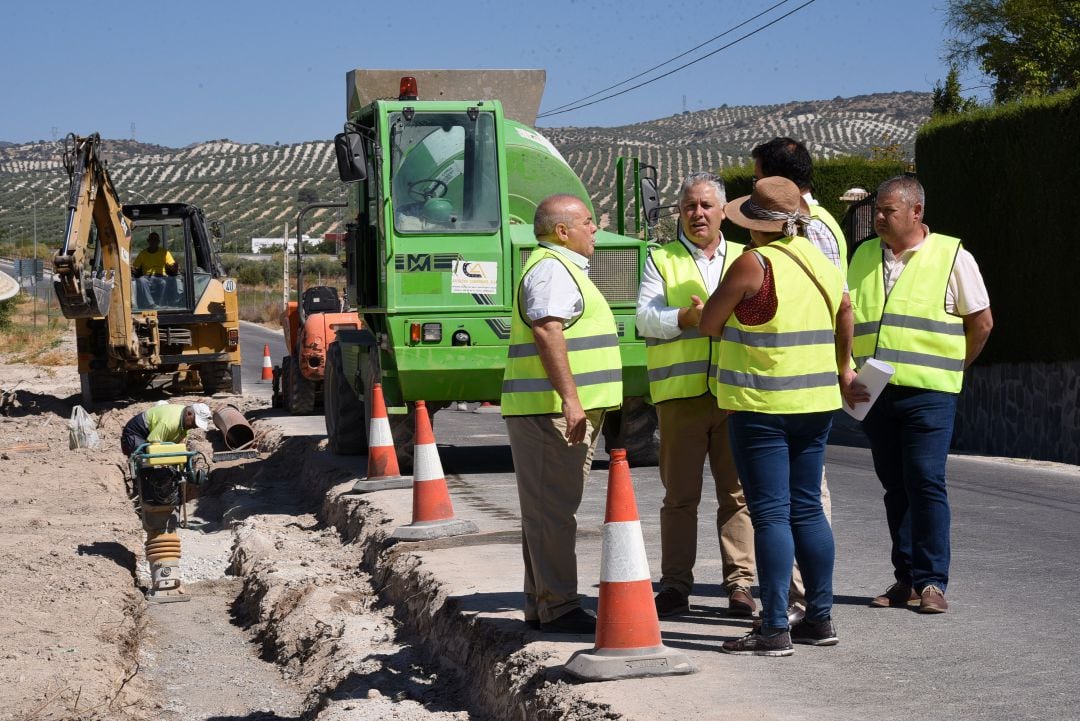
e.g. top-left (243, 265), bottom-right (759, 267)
top-left (298, 444), bottom-right (617, 721)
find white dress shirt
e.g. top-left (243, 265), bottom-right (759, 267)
top-left (636, 231), bottom-right (730, 340)
top-left (880, 226), bottom-right (990, 316)
top-left (521, 241), bottom-right (589, 326)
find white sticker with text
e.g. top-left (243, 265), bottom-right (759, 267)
top-left (451, 261), bottom-right (497, 295)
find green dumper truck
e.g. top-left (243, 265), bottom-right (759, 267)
top-left (324, 70), bottom-right (658, 470)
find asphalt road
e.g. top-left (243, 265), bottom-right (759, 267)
top-left (368, 405), bottom-right (1080, 720)
top-left (236, 316), bottom-right (1079, 718)
top-left (239, 320), bottom-right (285, 402)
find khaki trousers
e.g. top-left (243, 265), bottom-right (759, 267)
top-left (506, 409), bottom-right (605, 623)
top-left (657, 394), bottom-right (755, 596)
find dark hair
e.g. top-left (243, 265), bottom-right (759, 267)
top-left (751, 136), bottom-right (813, 191)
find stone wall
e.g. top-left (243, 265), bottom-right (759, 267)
top-left (955, 361), bottom-right (1080, 465)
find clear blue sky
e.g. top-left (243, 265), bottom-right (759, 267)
top-left (1, 0), bottom-right (977, 148)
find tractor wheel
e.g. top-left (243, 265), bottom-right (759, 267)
top-left (324, 343), bottom-right (367, 455)
top-left (199, 362), bottom-right (232, 396)
top-left (287, 350), bottom-right (316, 415)
top-left (82, 369), bottom-right (128, 405)
top-left (359, 348), bottom-right (417, 474)
top-left (388, 409), bottom-right (417, 475)
top-left (603, 396), bottom-right (659, 467)
top-left (278, 357), bottom-right (291, 409)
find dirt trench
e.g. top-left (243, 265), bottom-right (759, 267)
top-left (0, 359), bottom-right (613, 720)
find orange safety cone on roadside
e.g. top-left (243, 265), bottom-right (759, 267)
top-left (390, 400), bottom-right (478, 541)
top-left (350, 383), bottom-right (412, 493)
top-left (564, 449), bottom-right (696, 681)
top-left (260, 344), bottom-right (273, 382)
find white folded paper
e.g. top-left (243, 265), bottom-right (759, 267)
top-left (843, 358), bottom-right (895, 421)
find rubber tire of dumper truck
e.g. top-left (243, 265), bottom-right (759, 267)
top-left (359, 348), bottom-right (416, 474)
top-left (199, 362), bottom-right (232, 396)
top-left (324, 343), bottom-right (367, 455)
top-left (274, 357), bottom-right (290, 409)
top-left (287, 346), bottom-right (316, 415)
top-left (602, 396), bottom-right (660, 467)
top-left (81, 369), bottom-right (128, 406)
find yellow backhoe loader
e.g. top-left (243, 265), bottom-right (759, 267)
top-left (52, 133), bottom-right (242, 404)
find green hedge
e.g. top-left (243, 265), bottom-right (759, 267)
top-left (916, 89), bottom-right (1080, 364)
top-left (719, 157), bottom-right (905, 245)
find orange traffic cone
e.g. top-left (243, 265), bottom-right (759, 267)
top-left (390, 400), bottom-right (478, 541)
top-left (564, 449), bottom-right (695, 681)
top-left (260, 344), bottom-right (273, 382)
top-left (350, 383), bottom-right (411, 492)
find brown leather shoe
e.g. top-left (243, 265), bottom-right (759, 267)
top-left (918, 585), bottom-right (948, 614)
top-left (728, 587), bottom-right (757, 617)
top-left (869, 582), bottom-right (919, 608)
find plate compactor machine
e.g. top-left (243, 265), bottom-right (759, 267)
top-left (128, 442), bottom-right (209, 603)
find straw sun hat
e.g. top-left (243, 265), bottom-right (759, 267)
top-left (724, 176), bottom-right (811, 235)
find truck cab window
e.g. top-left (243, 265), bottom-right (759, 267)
top-left (390, 111), bottom-right (500, 234)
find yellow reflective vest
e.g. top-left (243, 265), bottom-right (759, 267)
top-left (144, 404), bottom-right (189, 444)
top-left (645, 238), bottom-right (742, 402)
top-left (501, 248), bottom-right (623, 416)
top-left (716, 236), bottom-right (843, 414)
top-left (849, 234), bottom-right (966, 393)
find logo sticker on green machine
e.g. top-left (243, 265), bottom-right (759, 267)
top-left (452, 261), bottom-right (497, 295)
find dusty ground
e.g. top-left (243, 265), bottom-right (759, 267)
top-left (0, 350), bottom-right (480, 721)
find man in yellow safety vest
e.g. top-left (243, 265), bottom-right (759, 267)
top-left (502, 194), bottom-right (622, 635)
top-left (847, 175), bottom-right (993, 615)
top-left (636, 172), bottom-right (757, 620)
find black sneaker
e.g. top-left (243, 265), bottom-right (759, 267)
top-left (790, 617), bottom-right (839, 646)
top-left (540, 607), bottom-right (597, 635)
top-left (721, 628), bottom-right (794, 657)
top-left (654, 587), bottom-right (690, 617)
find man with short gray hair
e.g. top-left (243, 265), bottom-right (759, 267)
top-left (636, 173), bottom-right (757, 619)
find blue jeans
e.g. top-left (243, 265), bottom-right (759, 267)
top-left (861, 385), bottom-right (957, 593)
top-left (728, 411), bottom-right (835, 629)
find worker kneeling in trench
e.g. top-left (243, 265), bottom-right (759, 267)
top-left (121, 402), bottom-right (213, 603)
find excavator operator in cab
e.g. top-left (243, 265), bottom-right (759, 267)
top-left (133, 231), bottom-right (179, 308)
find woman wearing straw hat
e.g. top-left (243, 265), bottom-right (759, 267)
top-left (700, 176), bottom-right (855, 657)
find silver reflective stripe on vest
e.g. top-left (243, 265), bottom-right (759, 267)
top-left (507, 333), bottom-right (620, 359)
top-left (645, 327), bottom-right (703, 347)
top-left (875, 347), bottom-right (966, 372)
top-left (721, 326), bottom-right (834, 348)
top-left (718, 369), bottom-right (838, 391)
top-left (502, 368), bottom-right (623, 394)
top-left (648, 359), bottom-right (710, 383)
top-left (880, 312), bottom-right (964, 336)
top-left (854, 321), bottom-right (879, 336)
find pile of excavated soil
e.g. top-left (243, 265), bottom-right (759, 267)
top-left (0, 357), bottom-right (265, 720)
top-left (0, 362), bottom-right (153, 720)
top-left (0, 357), bottom-right (484, 720)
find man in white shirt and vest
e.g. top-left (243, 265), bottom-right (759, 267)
top-left (751, 136), bottom-right (854, 624)
top-left (502, 194), bottom-right (623, 635)
top-left (846, 175), bottom-right (993, 614)
top-left (636, 173), bottom-right (757, 619)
